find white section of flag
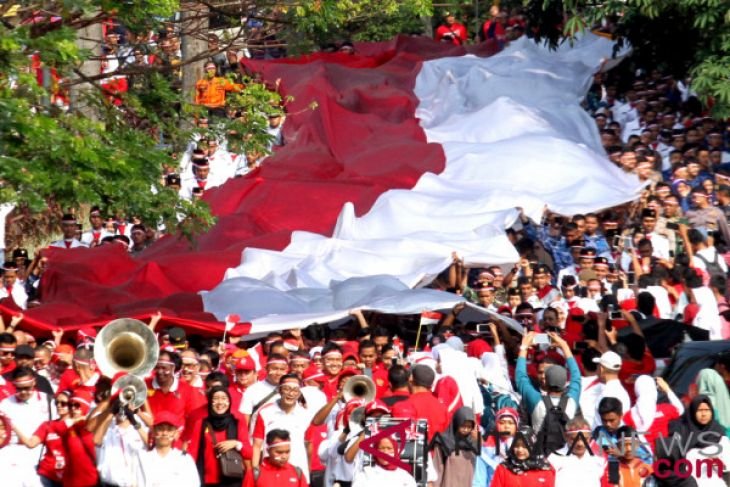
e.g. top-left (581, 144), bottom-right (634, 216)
top-left (201, 33), bottom-right (642, 331)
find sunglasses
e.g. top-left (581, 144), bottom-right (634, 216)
top-left (70, 402), bottom-right (83, 409)
top-left (56, 401), bottom-right (69, 406)
top-left (16, 386), bottom-right (33, 392)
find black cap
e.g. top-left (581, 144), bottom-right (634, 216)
top-left (534, 264), bottom-right (551, 275)
top-left (61, 213), bottom-right (77, 224)
top-left (167, 327), bottom-right (186, 348)
top-left (15, 345), bottom-right (35, 358)
top-left (165, 173), bottom-right (181, 186)
top-left (641, 208), bottom-right (657, 219)
top-left (12, 249), bottom-right (28, 260)
top-left (594, 256), bottom-right (609, 267)
top-left (579, 248), bottom-right (597, 258)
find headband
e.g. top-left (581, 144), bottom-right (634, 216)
top-left (72, 397), bottom-right (91, 407)
top-left (289, 356), bottom-right (310, 363)
top-left (157, 359), bottom-right (175, 367)
top-left (0, 346), bottom-right (15, 352)
top-left (267, 440), bottom-right (291, 449)
top-left (13, 376), bottom-right (34, 386)
top-left (322, 351), bottom-right (342, 359)
top-left (266, 358), bottom-right (288, 366)
top-left (280, 377), bottom-right (301, 387)
top-left (73, 359), bottom-right (93, 366)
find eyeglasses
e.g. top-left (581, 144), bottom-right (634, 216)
top-left (0, 351), bottom-right (15, 356)
top-left (16, 386), bottom-right (33, 392)
top-left (55, 401), bottom-right (69, 406)
top-left (70, 402), bottom-right (83, 409)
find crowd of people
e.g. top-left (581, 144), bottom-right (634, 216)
top-left (2, 5), bottom-right (730, 487)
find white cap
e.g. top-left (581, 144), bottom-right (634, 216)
top-left (593, 351), bottom-right (622, 371)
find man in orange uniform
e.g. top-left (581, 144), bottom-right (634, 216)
top-left (194, 61), bottom-right (242, 117)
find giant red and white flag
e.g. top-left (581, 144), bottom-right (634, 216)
top-left (3, 34), bottom-right (641, 336)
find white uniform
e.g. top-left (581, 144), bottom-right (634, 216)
top-left (48, 238), bottom-right (88, 249)
top-left (179, 175), bottom-right (213, 201)
top-left (0, 282), bottom-right (28, 309)
top-left (80, 228), bottom-right (114, 247)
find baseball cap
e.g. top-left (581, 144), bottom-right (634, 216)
top-left (154, 411), bottom-right (182, 428)
top-left (235, 356), bottom-right (256, 371)
top-left (545, 365), bottom-right (568, 391)
top-left (593, 351), bottom-right (622, 371)
top-left (364, 400), bottom-right (391, 416)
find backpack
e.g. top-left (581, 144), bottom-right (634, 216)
top-left (695, 250), bottom-right (727, 280)
top-left (536, 394), bottom-right (570, 456)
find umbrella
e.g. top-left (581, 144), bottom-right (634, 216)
top-left (663, 340), bottom-right (730, 395)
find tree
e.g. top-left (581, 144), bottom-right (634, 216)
top-left (524, 0), bottom-right (730, 117)
top-left (0, 1), bottom-right (285, 247)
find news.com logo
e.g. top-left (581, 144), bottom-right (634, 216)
top-left (591, 430), bottom-right (725, 480)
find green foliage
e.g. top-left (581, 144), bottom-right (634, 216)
top-left (0, 2), bottom-right (285, 246)
top-left (524, 0), bottom-right (730, 117)
top-left (289, 0), bottom-right (432, 46)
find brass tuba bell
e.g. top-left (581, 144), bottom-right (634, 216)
top-left (110, 374), bottom-right (148, 410)
top-left (343, 375), bottom-right (376, 403)
top-left (94, 318), bottom-right (159, 408)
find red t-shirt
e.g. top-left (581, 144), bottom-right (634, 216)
top-left (34, 420), bottom-right (67, 482)
top-left (185, 417), bottom-right (252, 471)
top-left (490, 464), bottom-right (556, 487)
top-left (147, 378), bottom-right (207, 428)
top-left (435, 23), bottom-right (468, 45)
top-left (371, 365), bottom-right (390, 399)
top-left (305, 423), bottom-right (328, 472)
top-left (60, 421), bottom-right (98, 487)
top-left (434, 375), bottom-right (463, 420)
top-left (619, 350), bottom-right (656, 402)
top-left (243, 458), bottom-right (308, 487)
top-left (623, 403), bottom-right (681, 451)
top-left (392, 391), bottom-right (448, 440)
top-left (229, 384), bottom-right (247, 414)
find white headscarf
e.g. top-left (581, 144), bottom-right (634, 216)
top-left (630, 375), bottom-right (658, 432)
top-left (480, 352), bottom-right (514, 396)
top-left (438, 346), bottom-right (484, 414)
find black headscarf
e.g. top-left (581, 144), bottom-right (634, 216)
top-left (206, 386), bottom-right (236, 431)
top-left (429, 406), bottom-right (481, 458)
top-left (674, 395), bottom-right (725, 450)
top-left (502, 427), bottom-right (552, 475)
top-left (196, 386), bottom-right (239, 484)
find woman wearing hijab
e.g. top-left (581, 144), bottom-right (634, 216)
top-left (696, 368), bottom-right (730, 436)
top-left (490, 427), bottom-right (555, 487)
top-left (656, 395), bottom-right (730, 487)
top-left (623, 375), bottom-right (684, 452)
top-left (429, 406), bottom-right (480, 486)
top-left (474, 407), bottom-right (520, 486)
top-left (188, 386), bottom-right (253, 486)
top-left (352, 435), bottom-right (417, 487)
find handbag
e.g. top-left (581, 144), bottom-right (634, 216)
top-left (208, 425), bottom-right (244, 478)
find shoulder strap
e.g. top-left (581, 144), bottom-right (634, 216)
top-left (294, 465), bottom-right (302, 480)
top-left (253, 467), bottom-right (260, 482)
top-left (252, 388), bottom-right (278, 415)
top-left (206, 421), bottom-right (217, 447)
top-left (558, 393), bottom-right (570, 411)
top-left (695, 253), bottom-right (711, 265)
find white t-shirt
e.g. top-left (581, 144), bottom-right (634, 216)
top-left (137, 448), bottom-right (200, 487)
top-left (549, 452), bottom-right (606, 487)
top-left (694, 247), bottom-right (729, 274)
top-left (97, 420), bottom-right (147, 487)
top-left (352, 465), bottom-right (417, 487)
top-left (254, 401), bottom-right (315, 481)
top-left (0, 392), bottom-right (54, 469)
top-left (239, 379), bottom-right (278, 416)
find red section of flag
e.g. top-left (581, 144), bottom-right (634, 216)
top-left (2, 37), bottom-right (497, 336)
